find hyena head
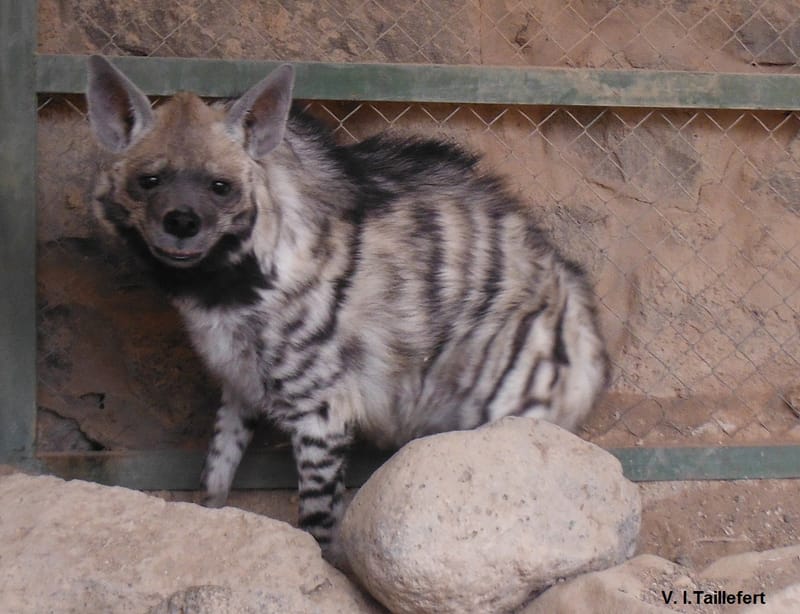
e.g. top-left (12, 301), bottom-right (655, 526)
top-left (86, 56), bottom-right (294, 269)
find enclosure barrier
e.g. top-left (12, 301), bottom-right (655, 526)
top-left (3, 0), bottom-right (800, 489)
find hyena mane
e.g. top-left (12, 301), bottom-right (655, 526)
top-left (86, 56), bottom-right (610, 561)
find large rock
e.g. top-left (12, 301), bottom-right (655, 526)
top-left (744, 584), bottom-right (800, 614)
top-left (525, 546), bottom-right (800, 613)
top-left (700, 545), bottom-right (800, 614)
top-left (0, 472), bottom-right (379, 613)
top-left (340, 417), bottom-right (641, 613)
top-left (523, 554), bottom-right (692, 613)
top-left (698, 544), bottom-right (800, 589)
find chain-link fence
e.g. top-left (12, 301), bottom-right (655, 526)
top-left (35, 1), bottom-right (800, 454)
top-left (39, 0), bottom-right (800, 71)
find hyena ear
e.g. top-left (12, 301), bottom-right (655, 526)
top-left (86, 55), bottom-right (154, 153)
top-left (226, 64), bottom-right (295, 158)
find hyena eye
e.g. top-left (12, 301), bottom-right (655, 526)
top-left (210, 180), bottom-right (232, 196)
top-left (138, 175), bottom-right (161, 190)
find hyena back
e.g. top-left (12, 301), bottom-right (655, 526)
top-left (86, 56), bottom-right (609, 558)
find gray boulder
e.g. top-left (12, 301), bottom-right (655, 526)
top-left (526, 544), bottom-right (800, 613)
top-left (0, 472), bottom-right (379, 613)
top-left (523, 554), bottom-right (690, 613)
top-left (340, 417), bottom-right (641, 613)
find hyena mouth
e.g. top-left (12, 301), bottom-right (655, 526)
top-left (152, 245), bottom-right (207, 267)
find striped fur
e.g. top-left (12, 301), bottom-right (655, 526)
top-left (86, 57), bottom-right (609, 560)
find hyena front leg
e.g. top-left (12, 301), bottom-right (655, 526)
top-left (291, 422), bottom-right (352, 560)
top-left (201, 404), bottom-right (257, 508)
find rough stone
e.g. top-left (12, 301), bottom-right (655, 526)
top-left (525, 546), bottom-right (800, 613)
top-left (698, 543), bottom-right (800, 588)
top-left (743, 583), bottom-right (800, 614)
top-left (700, 544), bottom-right (800, 612)
top-left (147, 585), bottom-right (248, 614)
top-left (522, 554), bottom-right (685, 613)
top-left (340, 417), bottom-right (641, 613)
top-left (0, 472), bottom-right (379, 614)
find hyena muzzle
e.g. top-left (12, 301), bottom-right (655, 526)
top-left (86, 56), bottom-right (609, 562)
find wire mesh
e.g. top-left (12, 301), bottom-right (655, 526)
top-left (299, 101), bottom-right (800, 448)
top-left (39, 0), bottom-right (800, 72)
top-left (34, 1), bottom-right (800, 452)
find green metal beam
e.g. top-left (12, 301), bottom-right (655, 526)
top-left (36, 53), bottom-right (800, 110)
top-left (0, 0), bottom-right (37, 462)
top-left (34, 445), bottom-right (800, 491)
top-left (613, 445), bottom-right (800, 481)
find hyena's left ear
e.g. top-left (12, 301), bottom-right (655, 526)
top-left (226, 64), bottom-right (295, 158)
top-left (86, 55), bottom-right (154, 152)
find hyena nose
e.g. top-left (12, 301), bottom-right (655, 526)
top-left (163, 209), bottom-right (201, 239)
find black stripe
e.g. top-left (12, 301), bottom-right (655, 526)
top-left (512, 397), bottom-right (551, 416)
top-left (414, 205), bottom-right (444, 320)
top-left (328, 441), bottom-right (350, 458)
top-left (269, 281), bottom-right (325, 368)
top-left (299, 511), bottom-right (335, 530)
top-left (310, 218), bottom-right (333, 259)
top-left (418, 338), bottom-right (447, 388)
top-left (471, 213), bottom-right (504, 322)
top-left (299, 480), bottom-right (338, 499)
top-left (459, 201), bottom-right (476, 310)
top-left (417, 204), bottom-right (452, 386)
top-left (553, 298), bottom-right (570, 366)
top-left (304, 472), bottom-right (332, 485)
top-left (296, 214), bottom-right (364, 351)
top-left (299, 457), bottom-right (336, 471)
top-left (279, 400), bottom-right (330, 424)
top-left (282, 307), bottom-right (308, 336)
top-left (339, 338), bottom-right (364, 371)
top-left (278, 352), bottom-right (319, 384)
top-left (521, 358), bottom-right (542, 398)
top-left (480, 307), bottom-right (545, 424)
top-left (457, 316), bottom-right (508, 404)
top-left (279, 407), bottom-right (317, 424)
top-left (549, 362), bottom-right (561, 391)
top-left (283, 365), bottom-right (345, 403)
top-left (298, 435), bottom-right (328, 449)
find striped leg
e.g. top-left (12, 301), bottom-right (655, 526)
top-left (201, 404), bottom-right (257, 508)
top-left (291, 426), bottom-right (351, 560)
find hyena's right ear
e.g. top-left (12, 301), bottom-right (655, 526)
top-left (226, 64), bottom-right (295, 158)
top-left (86, 55), bottom-right (154, 153)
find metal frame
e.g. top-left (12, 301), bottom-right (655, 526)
top-left (36, 53), bottom-right (800, 109)
top-left (3, 0), bottom-right (800, 489)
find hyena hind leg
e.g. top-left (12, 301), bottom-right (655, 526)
top-left (291, 425), bottom-right (352, 563)
top-left (201, 405), bottom-right (258, 508)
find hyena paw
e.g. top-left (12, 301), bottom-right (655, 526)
top-left (202, 490), bottom-right (229, 508)
top-left (200, 465), bottom-right (230, 508)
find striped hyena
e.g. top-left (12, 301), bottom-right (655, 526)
top-left (86, 56), bottom-right (609, 560)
